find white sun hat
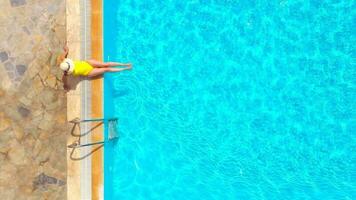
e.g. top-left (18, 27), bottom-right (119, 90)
top-left (60, 58), bottom-right (74, 74)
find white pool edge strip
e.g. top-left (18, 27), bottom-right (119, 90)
top-left (80, 0), bottom-right (92, 199)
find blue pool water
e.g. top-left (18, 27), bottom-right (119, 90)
top-left (104, 0), bottom-right (355, 199)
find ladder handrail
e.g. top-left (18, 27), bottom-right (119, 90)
top-left (67, 117), bottom-right (119, 149)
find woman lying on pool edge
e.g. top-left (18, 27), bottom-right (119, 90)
top-left (57, 45), bottom-right (132, 90)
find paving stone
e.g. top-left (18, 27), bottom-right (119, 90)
top-left (9, 0), bottom-right (26, 7)
top-left (0, 188), bottom-right (15, 200)
top-left (0, 162), bottom-right (18, 187)
top-left (35, 145), bottom-right (52, 164)
top-left (45, 101), bottom-right (59, 111)
top-left (4, 104), bottom-right (22, 122)
top-left (17, 106), bottom-right (30, 118)
top-left (19, 96), bottom-right (31, 106)
top-left (0, 52), bottom-right (8, 62)
top-left (4, 62), bottom-right (14, 71)
top-left (22, 26), bottom-right (30, 35)
top-left (58, 180), bottom-right (65, 186)
top-left (40, 89), bottom-right (56, 103)
top-left (32, 139), bottom-right (42, 157)
top-left (7, 71), bottom-right (15, 79)
top-left (46, 75), bottom-right (57, 88)
top-left (0, 112), bottom-right (11, 131)
top-left (15, 77), bottom-right (22, 82)
top-left (16, 64), bottom-right (27, 76)
top-left (27, 61), bottom-right (41, 79)
top-left (12, 124), bottom-right (25, 141)
top-left (32, 109), bottom-right (43, 117)
top-left (38, 120), bottom-right (54, 131)
top-left (0, 0), bottom-right (67, 198)
top-left (0, 130), bottom-right (13, 151)
top-left (0, 152), bottom-right (5, 163)
top-left (43, 112), bottom-right (53, 122)
top-left (31, 115), bottom-right (44, 129)
top-left (32, 76), bottom-right (45, 94)
top-left (8, 140), bottom-right (28, 165)
top-left (32, 173), bottom-right (64, 191)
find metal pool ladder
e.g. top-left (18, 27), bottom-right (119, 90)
top-left (67, 117), bottom-right (119, 148)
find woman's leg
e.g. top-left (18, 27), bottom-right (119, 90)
top-left (86, 59), bottom-right (131, 68)
top-left (87, 66), bottom-right (132, 77)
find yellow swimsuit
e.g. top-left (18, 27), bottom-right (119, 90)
top-left (72, 61), bottom-right (94, 76)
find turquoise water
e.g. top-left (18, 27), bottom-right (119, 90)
top-left (104, 0), bottom-right (355, 199)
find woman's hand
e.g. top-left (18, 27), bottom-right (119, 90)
top-left (63, 84), bottom-right (69, 91)
top-left (63, 45), bottom-right (69, 53)
top-left (62, 73), bottom-right (70, 91)
top-left (60, 45), bottom-right (69, 59)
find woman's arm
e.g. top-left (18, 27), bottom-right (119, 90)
top-left (62, 72), bottom-right (69, 91)
top-left (62, 45), bottom-right (69, 58)
top-left (58, 45), bottom-right (69, 63)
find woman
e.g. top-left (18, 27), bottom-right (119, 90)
top-left (58, 46), bottom-right (132, 90)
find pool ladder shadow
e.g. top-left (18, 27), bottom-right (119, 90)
top-left (67, 117), bottom-right (118, 161)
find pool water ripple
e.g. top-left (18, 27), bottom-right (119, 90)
top-left (104, 0), bottom-right (355, 199)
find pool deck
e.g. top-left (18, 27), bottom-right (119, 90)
top-left (66, 0), bottom-right (103, 199)
top-left (0, 0), bottom-right (67, 199)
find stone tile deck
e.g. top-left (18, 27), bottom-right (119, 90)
top-left (0, 0), bottom-right (67, 199)
top-left (1, 0), bottom-right (106, 199)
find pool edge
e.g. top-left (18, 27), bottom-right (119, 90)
top-left (66, 0), bottom-right (103, 199)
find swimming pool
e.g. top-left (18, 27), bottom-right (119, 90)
top-left (103, 0), bottom-right (355, 199)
